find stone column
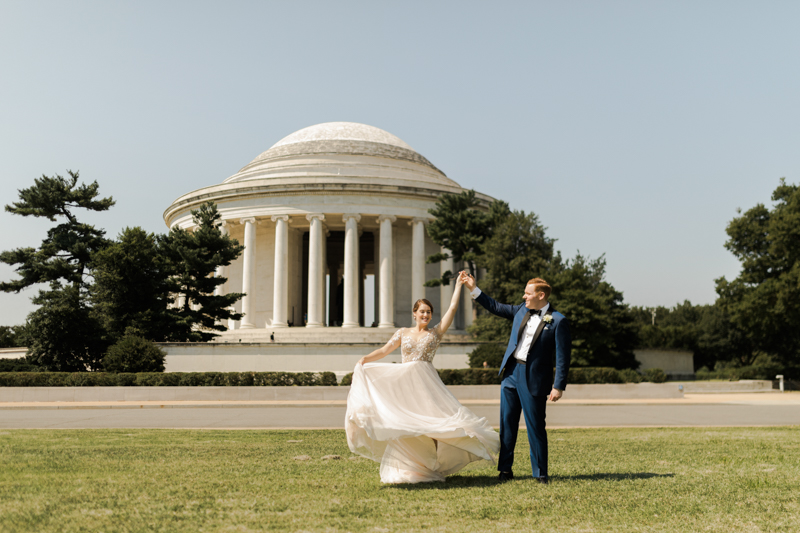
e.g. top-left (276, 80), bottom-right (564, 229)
top-left (377, 215), bottom-right (396, 328)
top-left (440, 246), bottom-right (454, 318)
top-left (306, 213), bottom-right (325, 328)
top-left (226, 223), bottom-right (236, 331)
top-left (271, 215), bottom-right (290, 328)
top-left (342, 214), bottom-right (361, 328)
top-left (410, 217), bottom-right (427, 305)
top-left (239, 217), bottom-right (257, 329)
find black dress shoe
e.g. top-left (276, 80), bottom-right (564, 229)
top-left (536, 476), bottom-right (549, 484)
top-left (498, 471), bottom-right (514, 482)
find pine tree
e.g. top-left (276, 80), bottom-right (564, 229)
top-left (91, 227), bottom-right (174, 342)
top-left (0, 171), bottom-right (114, 370)
top-left (159, 201), bottom-right (245, 341)
top-left (467, 205), bottom-right (639, 370)
top-left (425, 190), bottom-right (495, 285)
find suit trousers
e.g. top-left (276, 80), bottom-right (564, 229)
top-left (499, 361), bottom-right (548, 477)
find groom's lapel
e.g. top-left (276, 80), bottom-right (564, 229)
top-left (528, 306), bottom-right (554, 350)
top-left (529, 319), bottom-right (546, 350)
top-left (515, 308), bottom-right (530, 345)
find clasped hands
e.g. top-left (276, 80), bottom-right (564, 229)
top-left (458, 271), bottom-right (476, 290)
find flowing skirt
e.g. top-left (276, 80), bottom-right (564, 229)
top-left (345, 361), bottom-right (500, 484)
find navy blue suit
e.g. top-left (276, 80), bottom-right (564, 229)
top-left (475, 290), bottom-right (571, 477)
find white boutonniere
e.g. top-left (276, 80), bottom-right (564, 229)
top-left (542, 314), bottom-right (554, 324)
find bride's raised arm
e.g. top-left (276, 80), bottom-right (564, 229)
top-left (437, 271), bottom-right (465, 335)
top-left (358, 329), bottom-right (402, 365)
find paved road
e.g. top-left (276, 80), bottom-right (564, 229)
top-left (2, 402), bottom-right (799, 429)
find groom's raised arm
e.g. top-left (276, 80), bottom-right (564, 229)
top-left (473, 289), bottom-right (517, 320)
top-left (461, 272), bottom-right (518, 319)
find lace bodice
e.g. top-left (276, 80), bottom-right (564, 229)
top-left (390, 325), bottom-right (443, 363)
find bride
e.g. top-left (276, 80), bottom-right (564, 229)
top-left (345, 271), bottom-right (500, 483)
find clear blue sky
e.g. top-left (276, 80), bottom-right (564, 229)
top-left (2, 1), bottom-right (798, 326)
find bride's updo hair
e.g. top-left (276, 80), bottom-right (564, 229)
top-left (412, 298), bottom-right (434, 313)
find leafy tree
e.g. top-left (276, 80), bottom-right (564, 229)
top-left (425, 190), bottom-right (492, 282)
top-left (478, 208), bottom-right (555, 304)
top-left (467, 205), bottom-right (638, 370)
top-left (631, 302), bottom-right (732, 370)
top-left (0, 325), bottom-right (26, 348)
top-left (548, 254), bottom-right (639, 369)
top-left (158, 201), bottom-right (245, 341)
top-left (0, 171), bottom-right (114, 370)
top-left (92, 203), bottom-right (245, 345)
top-left (23, 286), bottom-right (107, 371)
top-left (91, 227), bottom-right (174, 342)
top-left (714, 179), bottom-right (800, 366)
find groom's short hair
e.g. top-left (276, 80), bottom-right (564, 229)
top-left (527, 278), bottom-right (552, 299)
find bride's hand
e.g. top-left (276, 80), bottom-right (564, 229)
top-left (455, 271), bottom-right (464, 286)
top-left (358, 357), bottom-right (366, 366)
top-left (460, 271), bottom-right (476, 291)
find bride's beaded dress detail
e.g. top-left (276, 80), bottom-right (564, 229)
top-left (346, 325), bottom-right (500, 484)
top-left (397, 327), bottom-right (439, 363)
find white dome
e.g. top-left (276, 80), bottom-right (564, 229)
top-left (164, 121), bottom-right (495, 233)
top-left (271, 122), bottom-right (414, 151)
top-left (225, 121), bottom-right (459, 189)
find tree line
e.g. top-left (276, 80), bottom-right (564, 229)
top-left (424, 181), bottom-right (800, 377)
top-left (0, 171), bottom-right (244, 372)
top-left (2, 172), bottom-right (798, 378)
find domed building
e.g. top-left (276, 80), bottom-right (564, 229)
top-left (162, 122), bottom-right (494, 373)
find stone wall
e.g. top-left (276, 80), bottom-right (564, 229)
top-left (634, 349), bottom-right (694, 378)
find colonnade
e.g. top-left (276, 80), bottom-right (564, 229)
top-left (215, 214), bottom-right (436, 329)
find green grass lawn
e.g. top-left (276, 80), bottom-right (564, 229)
top-left (1, 427), bottom-right (798, 532)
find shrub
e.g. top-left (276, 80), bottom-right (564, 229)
top-left (619, 368), bottom-right (643, 383)
top-left (467, 343), bottom-right (505, 369)
top-left (0, 357), bottom-right (39, 372)
top-left (695, 363), bottom-right (799, 381)
top-left (438, 368), bottom-right (502, 385)
top-left (339, 367), bottom-right (650, 386)
top-left (641, 368), bottom-right (667, 383)
top-left (568, 367), bottom-right (625, 384)
top-left (103, 334), bottom-right (166, 373)
top-left (0, 371), bottom-right (338, 387)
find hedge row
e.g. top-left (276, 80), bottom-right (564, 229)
top-left (696, 364), bottom-right (799, 381)
top-left (340, 367), bottom-right (667, 386)
top-left (0, 371), bottom-right (337, 387)
top-left (0, 358), bottom-right (37, 373)
top-left (568, 367), bottom-right (668, 384)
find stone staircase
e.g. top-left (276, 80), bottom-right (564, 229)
top-left (214, 327), bottom-right (474, 344)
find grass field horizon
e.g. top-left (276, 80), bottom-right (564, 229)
top-left (2, 427), bottom-right (798, 532)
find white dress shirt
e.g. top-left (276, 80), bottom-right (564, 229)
top-left (514, 303), bottom-right (549, 362)
top-left (470, 287), bottom-right (549, 362)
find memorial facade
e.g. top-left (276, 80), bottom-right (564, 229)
top-left (163, 122), bottom-right (494, 345)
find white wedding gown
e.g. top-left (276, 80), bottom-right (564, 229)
top-left (345, 325), bottom-right (500, 483)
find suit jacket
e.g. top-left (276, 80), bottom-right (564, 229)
top-left (476, 290), bottom-right (571, 396)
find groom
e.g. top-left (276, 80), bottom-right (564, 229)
top-left (461, 273), bottom-right (570, 484)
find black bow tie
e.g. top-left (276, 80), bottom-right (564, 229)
top-left (530, 309), bottom-right (541, 316)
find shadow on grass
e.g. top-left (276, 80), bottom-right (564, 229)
top-left (384, 475), bottom-right (502, 490)
top-left (554, 472), bottom-right (675, 482)
top-left (384, 472), bottom-right (675, 490)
